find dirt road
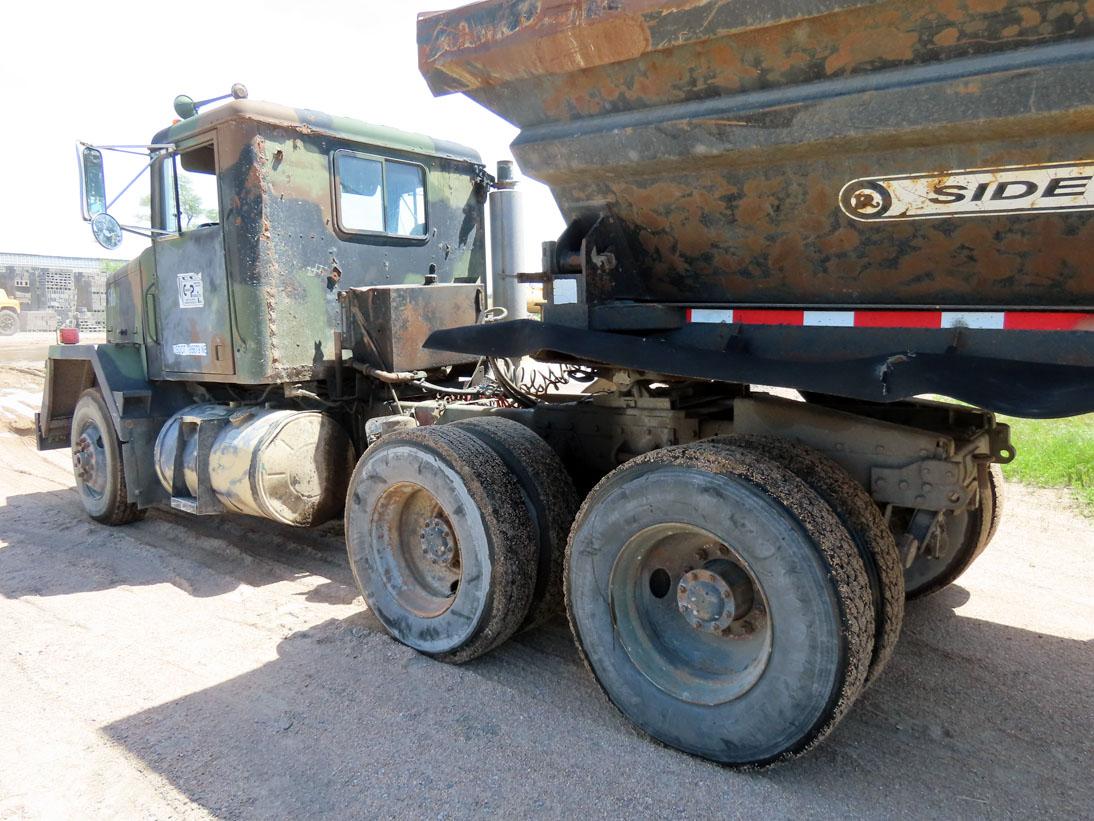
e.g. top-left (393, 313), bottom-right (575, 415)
top-left (1, 360), bottom-right (1091, 819)
top-left (0, 332), bottom-right (105, 366)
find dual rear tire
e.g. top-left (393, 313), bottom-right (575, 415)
top-left (565, 440), bottom-right (880, 766)
top-left (904, 463), bottom-right (1006, 599)
top-left (344, 419), bottom-right (577, 664)
top-left (346, 421), bottom-right (997, 766)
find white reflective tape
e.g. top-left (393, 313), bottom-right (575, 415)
top-left (803, 310), bottom-right (856, 327)
top-left (941, 312), bottom-right (1005, 329)
top-left (689, 309), bottom-right (735, 324)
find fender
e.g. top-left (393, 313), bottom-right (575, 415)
top-left (38, 343), bottom-right (153, 448)
top-left (37, 343), bottom-right (187, 508)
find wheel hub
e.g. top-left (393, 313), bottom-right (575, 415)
top-left (72, 436), bottom-right (96, 482)
top-left (677, 569), bottom-right (735, 632)
top-left (419, 516), bottom-right (456, 565)
top-left (609, 524), bottom-right (774, 706)
top-left (677, 559), bottom-right (756, 634)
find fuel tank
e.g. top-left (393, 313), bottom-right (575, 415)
top-left (154, 405), bottom-right (355, 526)
top-left (419, 0), bottom-right (1094, 309)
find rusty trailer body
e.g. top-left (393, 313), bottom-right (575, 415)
top-left (419, 0), bottom-right (1094, 417)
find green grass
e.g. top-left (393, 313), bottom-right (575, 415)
top-left (999, 414), bottom-right (1094, 514)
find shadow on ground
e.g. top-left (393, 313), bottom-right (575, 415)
top-left (4, 487), bottom-right (1091, 816)
top-left (102, 590), bottom-right (1094, 817)
top-left (0, 487), bottom-right (353, 602)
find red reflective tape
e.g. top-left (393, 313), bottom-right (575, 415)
top-left (686, 309), bottom-right (1094, 331)
top-left (1003, 312), bottom-right (1094, 331)
top-left (733, 309), bottom-right (804, 326)
top-left (854, 311), bottom-right (942, 328)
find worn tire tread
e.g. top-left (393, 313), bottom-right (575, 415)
top-left (347, 425), bottom-right (538, 664)
top-left (451, 417), bottom-right (578, 629)
top-left (565, 441), bottom-right (875, 767)
top-left (711, 434), bottom-right (904, 685)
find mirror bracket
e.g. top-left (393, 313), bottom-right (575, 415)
top-left (76, 141), bottom-right (176, 227)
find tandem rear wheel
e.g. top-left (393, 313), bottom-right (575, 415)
top-left (344, 420), bottom-right (578, 663)
top-left (904, 463), bottom-right (1006, 599)
top-left (347, 420), bottom-right (994, 766)
top-left (565, 441), bottom-right (876, 767)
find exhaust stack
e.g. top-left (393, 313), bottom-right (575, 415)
top-left (488, 160), bottom-right (531, 320)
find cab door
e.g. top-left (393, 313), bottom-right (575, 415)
top-left (154, 141), bottom-right (235, 376)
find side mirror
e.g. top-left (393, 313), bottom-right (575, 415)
top-left (79, 145), bottom-right (107, 220)
top-left (173, 94), bottom-right (198, 120)
top-left (91, 213), bottom-right (124, 251)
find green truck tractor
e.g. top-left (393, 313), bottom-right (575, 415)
top-left (42, 91), bottom-right (490, 524)
top-left (38, 0), bottom-right (1094, 769)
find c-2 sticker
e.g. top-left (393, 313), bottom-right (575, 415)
top-left (840, 161), bottom-right (1094, 222)
top-left (177, 272), bottom-right (204, 308)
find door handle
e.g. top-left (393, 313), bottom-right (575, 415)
top-left (143, 282), bottom-right (159, 344)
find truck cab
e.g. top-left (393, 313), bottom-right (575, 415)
top-left (96, 99), bottom-right (487, 386)
top-left (39, 97), bottom-right (490, 521)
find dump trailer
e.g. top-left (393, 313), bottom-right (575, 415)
top-left (38, 0), bottom-right (1093, 769)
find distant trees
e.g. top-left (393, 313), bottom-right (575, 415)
top-left (137, 176), bottom-right (217, 229)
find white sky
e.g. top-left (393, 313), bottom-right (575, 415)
top-left (0, 0), bottom-right (564, 262)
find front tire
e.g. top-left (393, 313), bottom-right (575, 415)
top-left (565, 442), bottom-right (874, 767)
top-left (0, 309), bottom-right (18, 336)
top-left (70, 389), bottom-right (144, 525)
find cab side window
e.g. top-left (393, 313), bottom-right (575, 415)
top-left (162, 144), bottom-right (220, 234)
top-left (386, 161), bottom-right (427, 236)
top-left (335, 151), bottom-right (427, 238)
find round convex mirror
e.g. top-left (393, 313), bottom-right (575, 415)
top-left (91, 213), bottom-right (123, 250)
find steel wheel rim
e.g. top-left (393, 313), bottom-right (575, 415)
top-left (905, 508), bottom-right (970, 592)
top-left (73, 421), bottom-right (108, 502)
top-left (608, 522), bottom-right (773, 705)
top-left (368, 481), bottom-right (463, 619)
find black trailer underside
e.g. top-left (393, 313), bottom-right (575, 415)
top-left (426, 320), bottom-right (1094, 419)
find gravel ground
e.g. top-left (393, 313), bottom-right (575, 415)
top-left (0, 359), bottom-right (1091, 820)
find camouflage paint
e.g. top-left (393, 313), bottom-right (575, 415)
top-left (126, 100), bottom-right (488, 385)
top-left (419, 0), bottom-right (1094, 308)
